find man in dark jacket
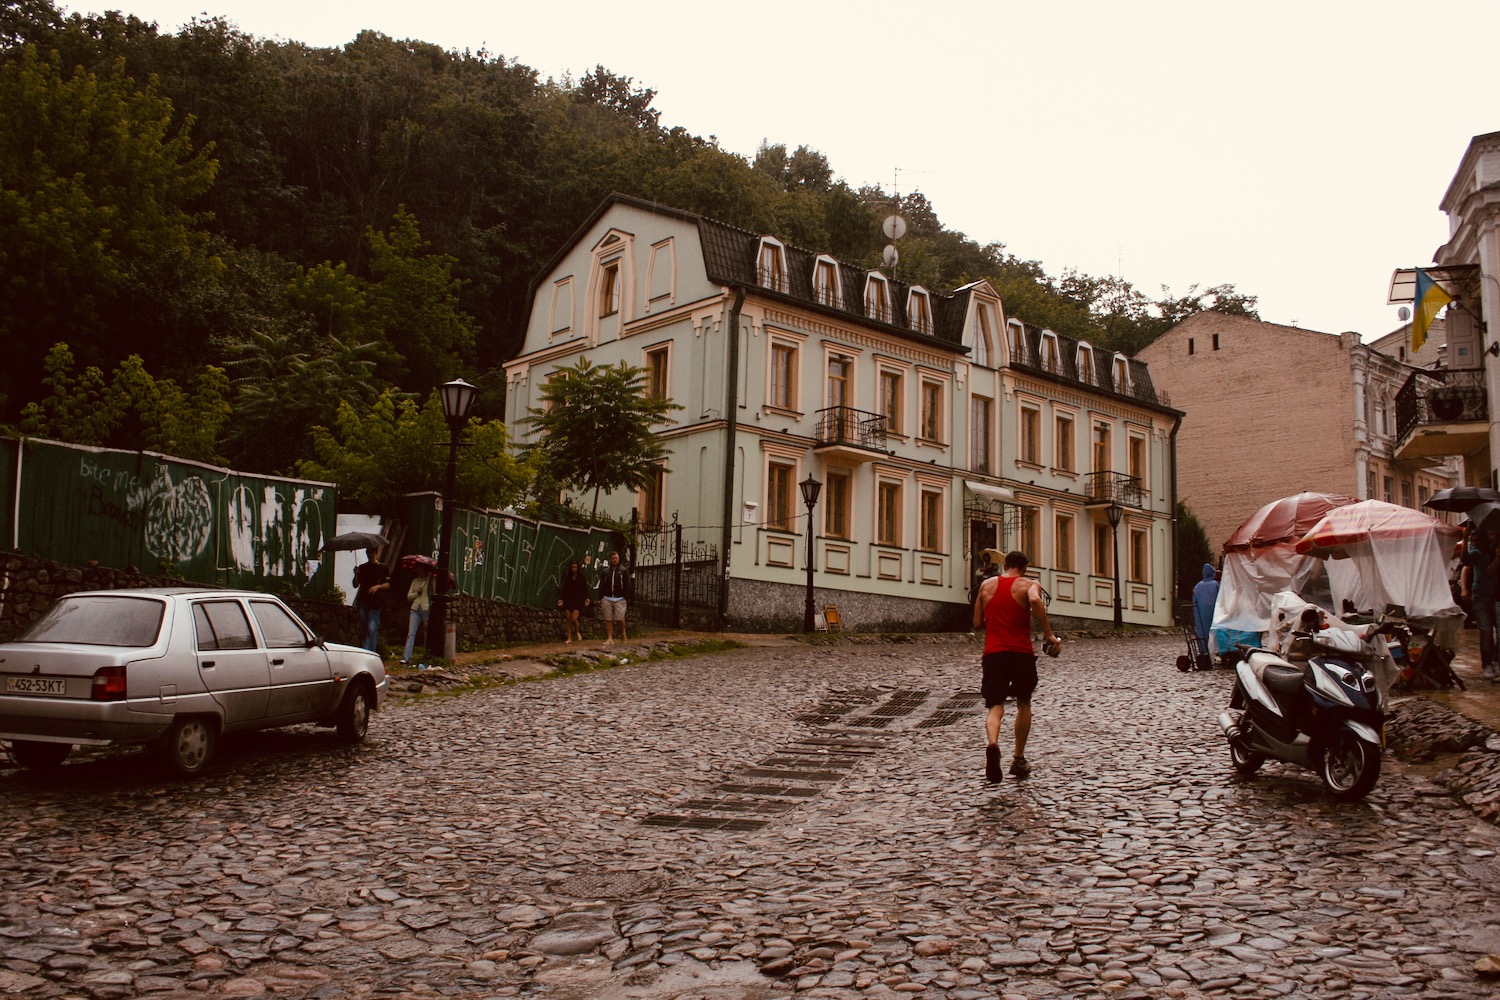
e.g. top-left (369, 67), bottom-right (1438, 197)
top-left (597, 550), bottom-right (631, 644)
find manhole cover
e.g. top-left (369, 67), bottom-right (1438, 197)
top-left (551, 870), bottom-right (669, 899)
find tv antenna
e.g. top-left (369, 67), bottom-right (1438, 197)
top-left (882, 168), bottom-right (907, 274)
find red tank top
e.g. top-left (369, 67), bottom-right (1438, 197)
top-left (983, 576), bottom-right (1035, 654)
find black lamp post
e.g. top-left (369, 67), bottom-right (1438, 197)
top-left (430, 378), bottom-right (477, 659)
top-left (1107, 502), bottom-right (1124, 628)
top-left (800, 474), bottom-right (822, 633)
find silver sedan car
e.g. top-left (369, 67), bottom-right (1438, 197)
top-left (0, 588), bottom-right (387, 776)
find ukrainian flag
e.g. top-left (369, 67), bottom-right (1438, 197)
top-left (1412, 268), bottom-right (1453, 353)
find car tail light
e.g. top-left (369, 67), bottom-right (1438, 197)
top-left (91, 666), bottom-right (127, 701)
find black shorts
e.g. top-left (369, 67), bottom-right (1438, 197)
top-left (981, 651), bottom-right (1038, 707)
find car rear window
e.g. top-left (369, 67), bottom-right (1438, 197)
top-left (19, 595), bottom-right (166, 646)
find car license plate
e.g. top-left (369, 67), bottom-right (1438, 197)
top-left (5, 677), bottom-right (67, 696)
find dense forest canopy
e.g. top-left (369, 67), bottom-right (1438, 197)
top-left (0, 0), bottom-right (1258, 483)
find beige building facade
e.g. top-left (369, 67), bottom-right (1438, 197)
top-left (504, 195), bottom-right (1182, 630)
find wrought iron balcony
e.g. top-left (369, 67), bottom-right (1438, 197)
top-left (1084, 470), bottom-right (1145, 509)
top-left (1393, 366), bottom-right (1488, 464)
top-left (814, 406), bottom-right (888, 454)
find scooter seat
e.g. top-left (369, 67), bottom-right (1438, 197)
top-left (1261, 662), bottom-right (1305, 696)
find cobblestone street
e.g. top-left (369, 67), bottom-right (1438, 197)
top-left (3, 633), bottom-right (1500, 999)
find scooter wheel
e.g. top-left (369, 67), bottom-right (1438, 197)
top-left (1229, 735), bottom-right (1264, 776)
top-left (1319, 731), bottom-right (1381, 801)
top-left (1176, 654), bottom-right (1192, 673)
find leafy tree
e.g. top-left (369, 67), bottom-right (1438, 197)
top-left (0, 44), bottom-right (221, 415)
top-left (364, 207), bottom-right (478, 390)
top-left (19, 343), bottom-right (231, 462)
top-left (1175, 500), bottom-right (1216, 605)
top-left (523, 358), bottom-right (682, 516)
top-left (298, 389), bottom-right (533, 512)
top-left (220, 325), bottom-right (382, 474)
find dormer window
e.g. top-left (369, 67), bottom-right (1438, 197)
top-left (1039, 330), bottom-right (1060, 372)
top-left (1112, 355), bottom-right (1132, 394)
top-left (864, 272), bottom-right (891, 322)
top-left (1006, 319), bottom-right (1027, 365)
top-left (757, 237), bottom-right (788, 292)
top-left (813, 256), bottom-right (841, 307)
top-left (970, 301), bottom-right (1000, 367)
top-left (908, 287), bottom-right (934, 336)
top-left (1076, 343), bottom-right (1095, 385)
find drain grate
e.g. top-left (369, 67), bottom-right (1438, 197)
top-left (552, 870), bottom-right (669, 899)
top-left (916, 711), bottom-right (971, 729)
top-left (680, 798), bottom-right (796, 813)
top-left (938, 696), bottom-right (982, 710)
top-left (713, 782), bottom-right (821, 797)
top-left (641, 814), bottom-right (768, 831)
top-left (844, 716), bottom-right (895, 728)
top-left (741, 767), bottom-right (845, 782)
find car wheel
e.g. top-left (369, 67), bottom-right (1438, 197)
top-left (1320, 730), bottom-right (1381, 801)
top-left (336, 681), bottom-right (371, 743)
top-left (9, 740), bottom-right (71, 769)
top-left (164, 717), bottom-right (216, 776)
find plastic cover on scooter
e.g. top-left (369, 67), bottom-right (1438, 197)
top-left (1267, 591), bottom-right (1399, 694)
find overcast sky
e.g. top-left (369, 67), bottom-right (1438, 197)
top-left (84, 0), bottom-right (1499, 342)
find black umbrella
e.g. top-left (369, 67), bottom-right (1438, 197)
top-left (1464, 501), bottom-right (1500, 534)
top-left (1424, 486), bottom-right (1500, 512)
top-left (320, 531), bottom-right (389, 553)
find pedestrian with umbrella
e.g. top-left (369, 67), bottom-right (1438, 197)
top-left (352, 545), bottom-right (391, 652)
top-left (1462, 504), bottom-right (1500, 680)
top-left (402, 565), bottom-right (434, 665)
top-left (396, 555), bottom-right (451, 664)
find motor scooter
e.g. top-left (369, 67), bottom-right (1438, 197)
top-left (1217, 606), bottom-right (1390, 801)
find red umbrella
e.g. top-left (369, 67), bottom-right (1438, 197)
top-left (1222, 491), bottom-right (1358, 553)
top-left (399, 554), bottom-right (456, 586)
top-left (1293, 499), bottom-right (1462, 558)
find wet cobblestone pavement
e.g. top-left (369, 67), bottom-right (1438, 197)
top-left (3, 633), bottom-right (1500, 999)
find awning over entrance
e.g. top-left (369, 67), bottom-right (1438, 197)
top-left (964, 480), bottom-right (1015, 503)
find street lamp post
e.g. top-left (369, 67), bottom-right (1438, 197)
top-left (800, 474), bottom-right (822, 633)
top-left (430, 378), bottom-right (477, 660)
top-left (1107, 502), bottom-right (1124, 628)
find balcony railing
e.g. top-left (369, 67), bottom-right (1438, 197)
top-left (815, 406), bottom-right (888, 452)
top-left (1085, 470), bottom-right (1145, 508)
top-left (1395, 366), bottom-right (1487, 442)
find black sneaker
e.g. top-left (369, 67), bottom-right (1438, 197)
top-left (985, 745), bottom-right (1001, 783)
top-left (1009, 756), bottom-right (1031, 778)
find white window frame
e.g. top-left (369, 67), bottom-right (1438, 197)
top-left (757, 236), bottom-right (788, 293)
top-left (813, 256), bottom-right (842, 307)
top-left (864, 272), bottom-right (892, 323)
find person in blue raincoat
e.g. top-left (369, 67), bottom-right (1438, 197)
top-left (1191, 563), bottom-right (1219, 668)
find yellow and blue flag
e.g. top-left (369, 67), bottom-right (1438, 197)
top-left (1412, 268), bottom-right (1453, 353)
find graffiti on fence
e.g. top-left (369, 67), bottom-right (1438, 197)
top-left (12, 438), bottom-right (334, 589)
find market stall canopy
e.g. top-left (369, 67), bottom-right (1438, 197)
top-left (1292, 499), bottom-right (1462, 623)
top-left (1222, 491), bottom-right (1358, 553)
top-left (1294, 500), bottom-right (1461, 559)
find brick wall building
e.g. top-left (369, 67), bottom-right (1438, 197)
top-left (1138, 312), bottom-right (1456, 552)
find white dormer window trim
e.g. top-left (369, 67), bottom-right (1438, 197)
top-left (970, 299), bottom-right (1001, 367)
top-left (1038, 329), bottom-right (1061, 373)
top-left (757, 236), bottom-right (788, 293)
top-left (907, 286), bottom-right (934, 337)
top-left (1075, 342), bottom-right (1096, 385)
top-left (864, 272), bottom-right (892, 323)
top-left (813, 255), bottom-right (842, 307)
top-left (1005, 318), bottom-right (1028, 366)
top-left (1112, 354), bottom-right (1132, 394)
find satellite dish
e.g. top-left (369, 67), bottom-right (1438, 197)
top-left (1397, 306), bottom-right (1411, 322)
top-left (882, 245), bottom-right (899, 268)
top-left (882, 214), bottom-right (907, 240)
